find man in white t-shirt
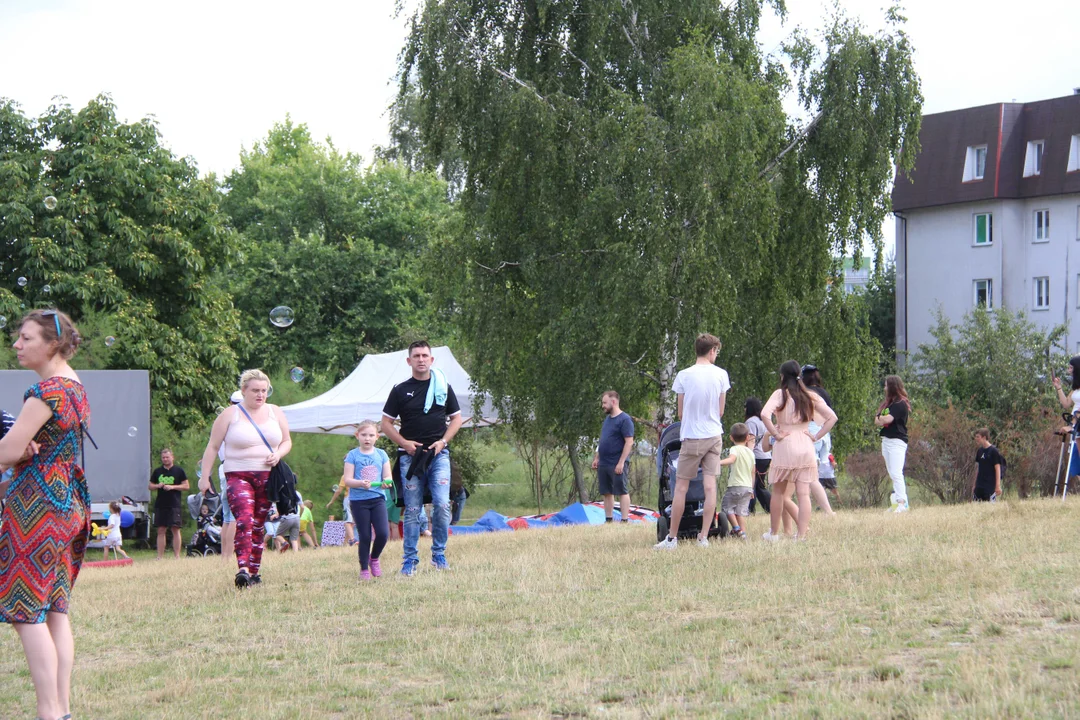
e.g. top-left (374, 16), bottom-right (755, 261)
top-left (654, 333), bottom-right (730, 550)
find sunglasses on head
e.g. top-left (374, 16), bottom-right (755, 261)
top-left (41, 310), bottom-right (62, 338)
top-left (801, 364), bottom-right (818, 374)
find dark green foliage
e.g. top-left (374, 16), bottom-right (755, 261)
top-left (396, 0), bottom-right (922, 457)
top-left (222, 120), bottom-right (457, 376)
top-left (0, 95), bottom-right (244, 430)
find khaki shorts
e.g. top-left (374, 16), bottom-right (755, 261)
top-left (676, 435), bottom-right (724, 480)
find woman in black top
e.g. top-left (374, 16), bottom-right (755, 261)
top-left (874, 375), bottom-right (911, 512)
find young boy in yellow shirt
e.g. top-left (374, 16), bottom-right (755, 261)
top-left (718, 423), bottom-right (756, 538)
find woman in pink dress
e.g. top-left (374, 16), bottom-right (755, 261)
top-left (761, 361), bottom-right (837, 540)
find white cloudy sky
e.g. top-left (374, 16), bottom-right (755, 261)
top-left (0, 1), bottom-right (1076, 203)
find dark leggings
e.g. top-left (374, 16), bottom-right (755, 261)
top-left (749, 459), bottom-right (772, 514)
top-left (350, 497), bottom-right (389, 570)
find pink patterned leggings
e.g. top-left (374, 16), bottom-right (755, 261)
top-left (225, 471), bottom-right (271, 575)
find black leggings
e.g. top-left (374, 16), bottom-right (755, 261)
top-left (749, 459), bottom-right (772, 514)
top-left (350, 497), bottom-right (389, 570)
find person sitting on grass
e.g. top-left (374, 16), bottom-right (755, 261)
top-left (276, 506), bottom-right (301, 553)
top-left (103, 501), bottom-right (130, 561)
top-left (299, 500), bottom-right (320, 549)
top-left (972, 428), bottom-right (1003, 502)
top-left (717, 423), bottom-right (755, 538)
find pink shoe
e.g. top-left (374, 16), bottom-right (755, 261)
top-left (370, 558), bottom-right (382, 577)
top-left (359, 569), bottom-right (372, 581)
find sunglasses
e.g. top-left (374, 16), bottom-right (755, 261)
top-left (801, 364), bottom-right (818, 374)
top-left (41, 309), bottom-right (62, 338)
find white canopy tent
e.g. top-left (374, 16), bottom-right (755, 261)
top-left (280, 346), bottom-right (500, 435)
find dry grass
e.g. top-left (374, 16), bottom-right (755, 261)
top-left (3, 500), bottom-right (1080, 718)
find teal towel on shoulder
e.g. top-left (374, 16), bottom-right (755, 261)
top-left (424, 368), bottom-right (448, 414)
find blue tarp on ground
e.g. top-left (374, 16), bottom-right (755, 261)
top-left (548, 503), bottom-right (608, 526)
top-left (449, 510), bottom-right (513, 535)
top-left (450, 502), bottom-right (657, 534)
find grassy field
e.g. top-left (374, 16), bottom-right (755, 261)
top-left (3, 499), bottom-right (1080, 718)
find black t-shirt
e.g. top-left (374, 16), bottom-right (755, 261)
top-left (382, 376), bottom-right (461, 447)
top-left (152, 465), bottom-right (188, 511)
top-left (807, 385), bottom-right (833, 409)
top-left (975, 445), bottom-right (1003, 492)
top-left (879, 401), bottom-right (909, 443)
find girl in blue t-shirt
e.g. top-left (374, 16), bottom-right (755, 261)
top-left (343, 420), bottom-right (392, 580)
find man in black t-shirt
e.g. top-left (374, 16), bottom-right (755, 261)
top-left (381, 341), bottom-right (463, 576)
top-left (972, 428), bottom-right (1003, 502)
top-left (150, 447), bottom-right (189, 559)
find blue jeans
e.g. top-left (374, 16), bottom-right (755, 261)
top-left (400, 449), bottom-right (451, 565)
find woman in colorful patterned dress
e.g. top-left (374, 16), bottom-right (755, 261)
top-left (0, 309), bottom-right (89, 720)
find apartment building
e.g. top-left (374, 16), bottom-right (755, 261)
top-left (892, 92), bottom-right (1080, 359)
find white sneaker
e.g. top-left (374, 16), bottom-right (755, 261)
top-left (653, 536), bottom-right (678, 551)
top-left (696, 536), bottom-right (710, 548)
top-left (762, 531), bottom-right (781, 542)
top-left (894, 500), bottom-right (909, 513)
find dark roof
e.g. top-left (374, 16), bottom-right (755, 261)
top-left (892, 94), bottom-right (1080, 212)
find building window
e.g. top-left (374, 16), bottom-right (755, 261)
top-left (973, 213), bottom-right (993, 245)
top-left (974, 279), bottom-right (993, 309)
top-left (1034, 276), bottom-right (1050, 310)
top-left (1024, 140), bottom-right (1044, 177)
top-left (1069, 135), bottom-right (1080, 173)
top-left (964, 145), bottom-right (988, 181)
top-left (1035, 209), bottom-right (1050, 241)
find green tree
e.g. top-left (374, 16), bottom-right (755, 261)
top-left (222, 120), bottom-right (458, 375)
top-left (0, 95), bottom-right (245, 431)
top-left (863, 260), bottom-right (896, 360)
top-left (396, 1), bottom-right (922, 457)
top-left (911, 306), bottom-right (1064, 420)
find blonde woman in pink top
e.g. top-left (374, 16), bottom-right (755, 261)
top-left (198, 369), bottom-right (292, 588)
top-left (761, 361), bottom-right (837, 540)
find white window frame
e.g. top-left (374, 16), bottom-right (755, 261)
top-left (1024, 140), bottom-right (1045, 177)
top-left (1035, 209), bottom-right (1050, 242)
top-left (973, 212), bottom-right (993, 246)
top-left (963, 145), bottom-right (988, 182)
top-left (1068, 135), bottom-right (1080, 173)
top-left (1034, 276), bottom-right (1050, 310)
top-left (974, 278), bottom-right (994, 309)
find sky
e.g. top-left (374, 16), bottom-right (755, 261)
top-left (0, 0), bottom-right (1077, 238)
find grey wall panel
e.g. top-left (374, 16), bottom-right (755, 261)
top-left (0, 370), bottom-right (152, 503)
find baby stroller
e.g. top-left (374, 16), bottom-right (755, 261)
top-left (656, 422), bottom-right (729, 542)
top-left (186, 491), bottom-right (223, 557)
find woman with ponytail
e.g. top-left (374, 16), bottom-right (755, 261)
top-left (875, 375), bottom-right (912, 512)
top-left (761, 361), bottom-right (837, 540)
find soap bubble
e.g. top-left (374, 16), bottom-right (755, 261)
top-left (290, 367), bottom-right (305, 383)
top-left (42, 284), bottom-right (51, 294)
top-left (0, 316), bottom-right (5, 330)
top-left (266, 385), bottom-right (274, 398)
top-left (127, 426), bottom-right (137, 437)
top-left (268, 305), bottom-right (294, 328)
top-left (16, 276), bottom-right (27, 287)
top-left (43, 196), bottom-right (58, 211)
top-left (104, 336), bottom-right (115, 347)
top-left (215, 406), bottom-right (225, 415)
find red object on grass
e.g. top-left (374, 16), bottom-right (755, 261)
top-left (84, 558), bottom-right (133, 569)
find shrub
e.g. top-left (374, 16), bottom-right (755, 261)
top-left (841, 450), bottom-right (892, 508)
